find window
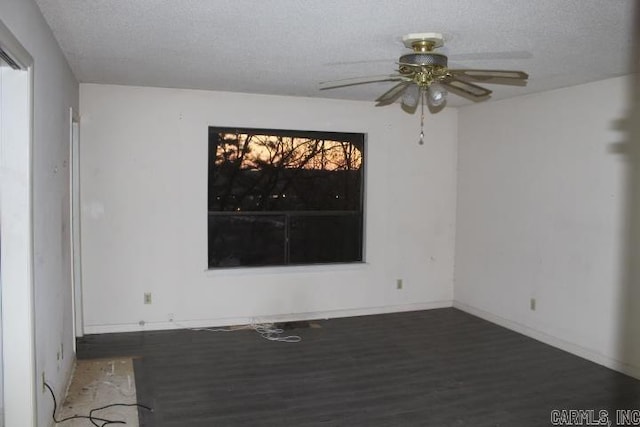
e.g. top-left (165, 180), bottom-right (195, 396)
top-left (208, 127), bottom-right (365, 268)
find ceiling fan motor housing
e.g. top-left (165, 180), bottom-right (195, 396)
top-left (399, 53), bottom-right (448, 68)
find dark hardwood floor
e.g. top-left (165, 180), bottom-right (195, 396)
top-left (77, 308), bottom-right (640, 426)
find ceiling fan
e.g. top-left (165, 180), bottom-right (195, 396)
top-left (319, 32), bottom-right (529, 143)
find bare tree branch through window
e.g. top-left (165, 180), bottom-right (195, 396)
top-left (208, 127), bottom-right (365, 268)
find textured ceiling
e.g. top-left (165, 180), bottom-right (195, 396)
top-left (35, 0), bottom-right (636, 107)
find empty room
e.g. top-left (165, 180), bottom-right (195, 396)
top-left (1, 0), bottom-right (639, 426)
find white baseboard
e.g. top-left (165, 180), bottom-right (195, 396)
top-left (84, 300), bottom-right (454, 335)
top-left (453, 300), bottom-right (640, 380)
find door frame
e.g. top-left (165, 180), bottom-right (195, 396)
top-left (69, 109), bottom-right (84, 343)
top-left (0, 19), bottom-right (37, 427)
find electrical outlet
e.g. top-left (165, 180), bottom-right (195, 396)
top-left (144, 292), bottom-right (152, 304)
top-left (530, 298), bottom-right (536, 311)
top-left (168, 313), bottom-right (175, 322)
top-left (396, 279), bottom-right (403, 290)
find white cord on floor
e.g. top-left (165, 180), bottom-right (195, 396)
top-left (251, 322), bottom-right (302, 343)
top-left (172, 320), bottom-right (302, 343)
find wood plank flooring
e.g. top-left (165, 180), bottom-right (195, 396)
top-left (77, 308), bottom-right (640, 426)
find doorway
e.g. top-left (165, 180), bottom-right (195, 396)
top-left (0, 20), bottom-right (36, 426)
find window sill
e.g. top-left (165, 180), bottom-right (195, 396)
top-left (204, 261), bottom-right (370, 277)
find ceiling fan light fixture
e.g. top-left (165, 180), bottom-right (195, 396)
top-left (318, 31), bottom-right (528, 144)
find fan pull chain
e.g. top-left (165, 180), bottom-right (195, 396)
top-left (419, 88), bottom-right (425, 145)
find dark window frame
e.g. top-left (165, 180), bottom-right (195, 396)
top-left (208, 126), bottom-right (365, 269)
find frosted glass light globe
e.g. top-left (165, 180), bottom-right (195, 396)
top-left (427, 83), bottom-right (447, 107)
top-left (401, 84), bottom-right (420, 110)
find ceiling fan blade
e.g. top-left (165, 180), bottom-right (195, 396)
top-left (375, 81), bottom-right (412, 106)
top-left (442, 78), bottom-right (492, 99)
top-left (324, 58), bottom-right (392, 66)
top-left (319, 74), bottom-right (407, 90)
top-left (455, 76), bottom-right (528, 87)
top-left (449, 69), bottom-right (529, 82)
top-left (448, 50), bottom-right (533, 61)
top-left (396, 61), bottom-right (421, 68)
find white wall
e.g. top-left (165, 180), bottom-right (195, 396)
top-left (455, 76), bottom-right (639, 377)
top-left (0, 1), bottom-right (79, 425)
top-left (79, 84), bottom-right (458, 333)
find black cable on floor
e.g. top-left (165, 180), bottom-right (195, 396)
top-left (89, 403), bottom-right (153, 427)
top-left (44, 381), bottom-right (152, 427)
